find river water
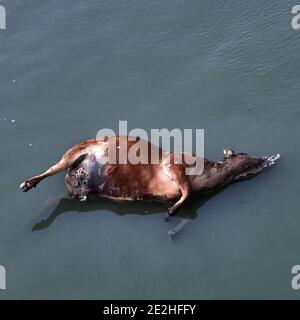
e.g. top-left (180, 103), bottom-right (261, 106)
top-left (0, 0), bottom-right (300, 299)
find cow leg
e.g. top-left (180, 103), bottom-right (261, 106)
top-left (165, 182), bottom-right (191, 221)
top-left (168, 219), bottom-right (190, 240)
top-left (164, 164), bottom-right (192, 221)
top-left (20, 153), bottom-right (88, 192)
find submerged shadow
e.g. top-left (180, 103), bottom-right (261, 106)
top-left (31, 162), bottom-right (276, 238)
top-left (32, 187), bottom-right (227, 237)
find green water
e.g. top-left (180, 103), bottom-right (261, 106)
top-left (0, 0), bottom-right (300, 299)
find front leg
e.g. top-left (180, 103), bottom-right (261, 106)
top-left (168, 218), bottom-right (190, 239)
top-left (164, 164), bottom-right (192, 221)
top-left (165, 183), bottom-right (191, 221)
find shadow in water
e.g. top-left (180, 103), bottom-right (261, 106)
top-left (32, 188), bottom-right (226, 238)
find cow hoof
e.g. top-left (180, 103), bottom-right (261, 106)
top-left (164, 212), bottom-right (171, 222)
top-left (168, 230), bottom-right (176, 240)
top-left (20, 182), bottom-right (30, 192)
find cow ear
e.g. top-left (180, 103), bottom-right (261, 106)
top-left (223, 148), bottom-right (235, 158)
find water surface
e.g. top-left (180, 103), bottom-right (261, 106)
top-left (0, 0), bottom-right (300, 299)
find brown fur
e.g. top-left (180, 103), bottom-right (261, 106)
top-left (20, 136), bottom-right (279, 219)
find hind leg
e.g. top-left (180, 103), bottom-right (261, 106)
top-left (20, 149), bottom-right (88, 192)
top-left (20, 160), bottom-right (69, 192)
